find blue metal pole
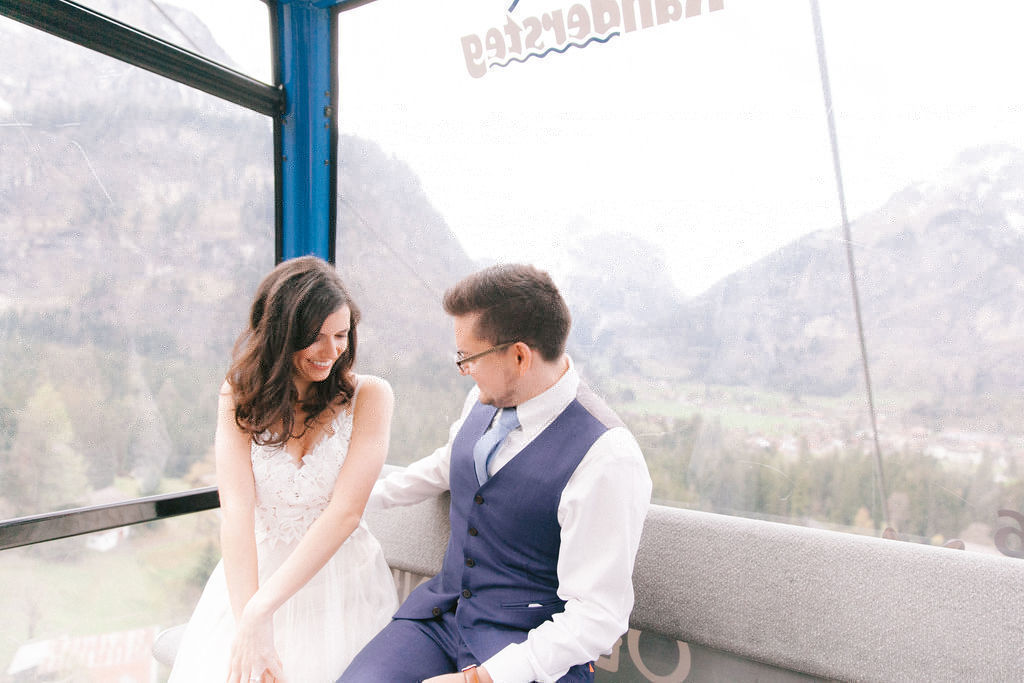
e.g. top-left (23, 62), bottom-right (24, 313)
top-left (274, 0), bottom-right (336, 262)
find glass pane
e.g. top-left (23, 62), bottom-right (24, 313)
top-left (0, 17), bottom-right (274, 516)
top-left (337, 0), bottom-right (1024, 557)
top-left (813, 2), bottom-right (1024, 555)
top-left (0, 512), bottom-right (220, 681)
top-left (67, 0), bottom-right (271, 82)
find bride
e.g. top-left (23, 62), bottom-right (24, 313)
top-left (169, 256), bottom-right (398, 683)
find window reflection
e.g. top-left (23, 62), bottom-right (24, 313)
top-left (2, 0), bottom-right (1020, 550)
top-left (0, 16), bottom-right (273, 516)
top-left (337, 0), bottom-right (1024, 556)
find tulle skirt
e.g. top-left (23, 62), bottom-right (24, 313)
top-left (168, 524), bottom-right (398, 682)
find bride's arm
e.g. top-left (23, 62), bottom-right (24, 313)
top-left (230, 376), bottom-right (394, 669)
top-left (214, 382), bottom-right (285, 682)
top-left (214, 381), bottom-right (260, 623)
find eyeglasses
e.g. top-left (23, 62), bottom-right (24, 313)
top-left (454, 341), bottom-right (517, 374)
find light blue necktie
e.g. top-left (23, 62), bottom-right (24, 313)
top-left (473, 407), bottom-right (519, 486)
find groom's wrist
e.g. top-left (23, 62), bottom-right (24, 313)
top-left (460, 665), bottom-right (492, 683)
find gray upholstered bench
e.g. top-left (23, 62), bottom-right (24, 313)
top-left (156, 486), bottom-right (1024, 681)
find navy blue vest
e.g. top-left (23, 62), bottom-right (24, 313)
top-left (396, 384), bottom-right (622, 663)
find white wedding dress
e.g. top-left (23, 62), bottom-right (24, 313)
top-left (168, 384), bottom-right (398, 682)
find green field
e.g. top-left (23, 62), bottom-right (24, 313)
top-left (0, 509), bottom-right (220, 680)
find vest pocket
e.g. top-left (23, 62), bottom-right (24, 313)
top-left (498, 597), bottom-right (565, 629)
top-left (500, 598), bottom-right (563, 610)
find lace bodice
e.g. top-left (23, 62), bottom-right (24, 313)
top-left (250, 404), bottom-right (354, 548)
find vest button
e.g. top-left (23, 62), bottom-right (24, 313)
top-left (465, 558), bottom-right (475, 567)
top-left (468, 527), bottom-right (478, 536)
top-left (432, 607), bottom-right (441, 617)
top-left (462, 589), bottom-right (472, 598)
top-left (474, 495), bottom-right (484, 504)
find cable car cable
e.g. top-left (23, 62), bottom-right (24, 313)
top-left (809, 0), bottom-right (892, 529)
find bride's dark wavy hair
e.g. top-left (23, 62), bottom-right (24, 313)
top-left (228, 256), bottom-right (360, 446)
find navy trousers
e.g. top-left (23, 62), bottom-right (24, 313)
top-left (337, 611), bottom-right (594, 682)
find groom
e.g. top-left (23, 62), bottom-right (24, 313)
top-left (340, 264), bottom-right (652, 683)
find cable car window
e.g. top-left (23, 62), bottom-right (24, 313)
top-left (336, 0), bottom-right (1024, 557)
top-left (0, 14), bottom-right (275, 518)
top-left (0, 513), bottom-right (222, 680)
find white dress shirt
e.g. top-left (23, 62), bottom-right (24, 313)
top-left (368, 358), bottom-right (652, 683)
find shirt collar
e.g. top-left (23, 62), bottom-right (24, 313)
top-left (513, 355), bottom-right (578, 436)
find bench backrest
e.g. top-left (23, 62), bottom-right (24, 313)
top-left (365, 495), bottom-right (1024, 681)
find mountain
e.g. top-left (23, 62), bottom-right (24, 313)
top-left (0, 3), bottom-right (474, 369)
top-left (0, 5), bottom-right (475, 482)
top-left (641, 145), bottom-right (1024, 410)
top-left (336, 136), bottom-right (477, 365)
top-left (3, 3), bottom-right (1021, 437)
top-left (558, 231), bottom-right (685, 375)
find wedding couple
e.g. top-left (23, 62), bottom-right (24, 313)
top-left (168, 257), bottom-right (652, 683)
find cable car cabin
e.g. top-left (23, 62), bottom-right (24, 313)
top-left (1, 0), bottom-right (1022, 680)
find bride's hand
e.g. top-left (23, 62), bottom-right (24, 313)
top-left (226, 605), bottom-right (287, 683)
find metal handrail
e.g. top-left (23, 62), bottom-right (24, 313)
top-left (0, 0), bottom-right (284, 116)
top-left (0, 487), bottom-right (220, 551)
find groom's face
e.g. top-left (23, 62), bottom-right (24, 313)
top-left (452, 313), bottom-right (520, 408)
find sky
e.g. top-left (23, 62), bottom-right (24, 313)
top-left (164, 0), bottom-right (1024, 295)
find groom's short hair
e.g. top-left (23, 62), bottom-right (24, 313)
top-left (443, 263), bottom-right (571, 362)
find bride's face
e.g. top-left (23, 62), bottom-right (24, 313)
top-left (291, 306), bottom-right (351, 395)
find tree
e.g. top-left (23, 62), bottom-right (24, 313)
top-left (2, 383), bottom-right (88, 514)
